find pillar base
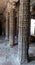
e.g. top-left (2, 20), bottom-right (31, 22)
top-left (17, 56), bottom-right (28, 65)
top-left (17, 55), bottom-right (20, 65)
top-left (19, 60), bottom-right (28, 65)
top-left (9, 41), bottom-right (13, 47)
top-left (18, 51), bottom-right (28, 65)
top-left (5, 37), bottom-right (8, 41)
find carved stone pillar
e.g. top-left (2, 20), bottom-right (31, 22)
top-left (9, 9), bottom-right (14, 46)
top-left (18, 0), bottom-right (30, 64)
top-left (5, 12), bottom-right (8, 40)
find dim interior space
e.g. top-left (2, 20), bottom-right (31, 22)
top-left (0, 0), bottom-right (35, 65)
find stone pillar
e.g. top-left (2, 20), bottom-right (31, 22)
top-left (5, 12), bottom-right (8, 40)
top-left (9, 9), bottom-right (14, 46)
top-left (18, 0), bottom-right (30, 64)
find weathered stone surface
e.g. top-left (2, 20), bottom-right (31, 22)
top-left (18, 0), bottom-right (30, 64)
top-left (5, 12), bottom-right (8, 40)
top-left (9, 9), bottom-right (14, 46)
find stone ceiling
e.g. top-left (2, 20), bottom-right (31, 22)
top-left (0, 0), bottom-right (35, 14)
top-left (0, 0), bottom-right (18, 22)
top-left (0, 0), bottom-right (18, 14)
top-left (30, 0), bottom-right (35, 5)
top-left (0, 0), bottom-right (35, 20)
top-left (0, 0), bottom-right (8, 14)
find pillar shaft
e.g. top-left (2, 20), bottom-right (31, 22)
top-left (18, 0), bottom-right (30, 64)
top-left (5, 12), bottom-right (8, 40)
top-left (9, 9), bottom-right (14, 46)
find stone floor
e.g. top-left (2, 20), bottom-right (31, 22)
top-left (0, 36), bottom-right (18, 65)
top-left (0, 36), bottom-right (35, 65)
top-left (29, 43), bottom-right (35, 56)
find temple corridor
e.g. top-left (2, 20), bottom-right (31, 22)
top-left (0, 0), bottom-right (35, 65)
